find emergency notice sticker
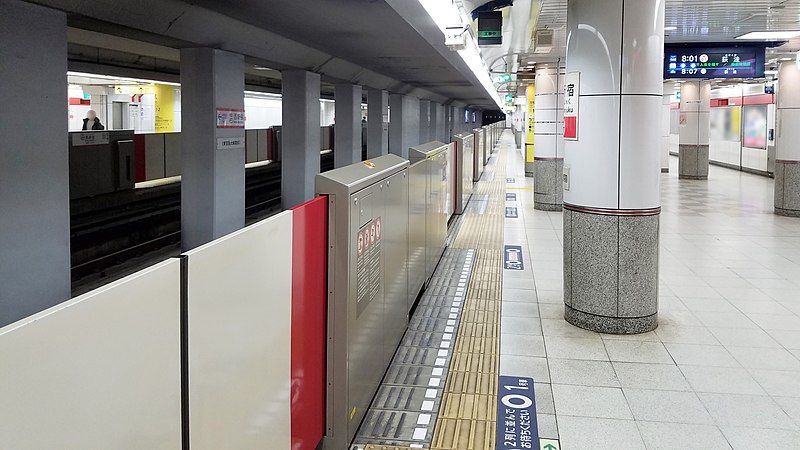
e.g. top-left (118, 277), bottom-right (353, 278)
top-left (216, 108), bottom-right (245, 128)
top-left (356, 217), bottom-right (382, 317)
top-left (496, 375), bottom-right (539, 450)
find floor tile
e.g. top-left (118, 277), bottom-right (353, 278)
top-left (603, 340), bottom-right (674, 364)
top-left (654, 325), bottom-right (719, 345)
top-left (547, 358), bottom-right (620, 388)
top-left (637, 422), bottom-right (731, 450)
top-left (698, 392), bottom-right (796, 429)
top-left (502, 287), bottom-right (538, 303)
top-left (624, 388), bottom-right (713, 424)
top-left (500, 316), bottom-right (543, 336)
top-left (707, 326), bottom-right (781, 348)
top-left (679, 365), bottom-right (766, 395)
top-left (499, 355), bottom-right (550, 383)
top-left (545, 336), bottom-right (609, 361)
top-left (749, 369), bottom-right (800, 397)
top-left (557, 416), bottom-right (644, 450)
top-left (551, 384), bottom-right (632, 420)
top-left (726, 346), bottom-right (800, 371)
top-left (720, 426), bottom-right (800, 449)
top-left (536, 413), bottom-right (558, 440)
top-left (612, 362), bottom-right (690, 391)
top-left (773, 396), bottom-right (800, 425)
top-left (540, 318), bottom-right (601, 339)
top-left (500, 333), bottom-right (545, 357)
top-left (664, 343), bottom-right (740, 367)
top-left (534, 382), bottom-right (555, 414)
top-left (500, 302), bottom-right (539, 318)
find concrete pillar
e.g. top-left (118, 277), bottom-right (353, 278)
top-left (367, 89), bottom-right (389, 159)
top-left (775, 61), bottom-right (800, 217)
top-left (429, 102), bottom-right (439, 142)
top-left (419, 99), bottom-right (431, 143)
top-left (678, 80), bottom-right (710, 179)
top-left (661, 82), bottom-right (673, 173)
top-left (563, 0), bottom-right (663, 334)
top-left (388, 94), bottom-right (420, 159)
top-left (334, 84), bottom-right (362, 168)
top-left (282, 70), bottom-right (321, 208)
top-left (0, 0), bottom-right (69, 326)
top-left (180, 48), bottom-right (245, 250)
top-left (533, 63), bottom-right (565, 211)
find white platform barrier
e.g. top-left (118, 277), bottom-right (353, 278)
top-left (183, 210), bottom-right (293, 449)
top-left (0, 260), bottom-right (182, 449)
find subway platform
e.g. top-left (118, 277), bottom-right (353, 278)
top-left (356, 131), bottom-right (800, 449)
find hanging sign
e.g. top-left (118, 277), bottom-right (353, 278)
top-left (216, 108), bottom-right (245, 128)
top-left (563, 72), bottom-right (580, 141)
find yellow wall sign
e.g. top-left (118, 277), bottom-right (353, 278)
top-left (525, 84), bottom-right (535, 163)
top-left (153, 83), bottom-right (175, 133)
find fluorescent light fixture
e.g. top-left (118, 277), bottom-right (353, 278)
top-left (780, 57), bottom-right (793, 61)
top-left (67, 71), bottom-right (181, 86)
top-left (765, 70), bottom-right (778, 75)
top-left (416, 0), bottom-right (504, 108)
top-left (736, 31), bottom-right (800, 40)
top-left (664, 26), bottom-right (677, 31)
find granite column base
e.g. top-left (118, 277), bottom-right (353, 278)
top-left (678, 144), bottom-right (709, 180)
top-left (563, 207), bottom-right (660, 334)
top-left (775, 160), bottom-right (800, 217)
top-left (533, 158), bottom-right (563, 211)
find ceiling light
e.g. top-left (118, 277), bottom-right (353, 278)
top-left (664, 26), bottom-right (677, 31)
top-left (780, 57), bottom-right (793, 61)
top-left (765, 70), bottom-right (778, 75)
top-left (736, 31), bottom-right (800, 40)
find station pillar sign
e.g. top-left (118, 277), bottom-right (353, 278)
top-left (564, 72), bottom-right (580, 141)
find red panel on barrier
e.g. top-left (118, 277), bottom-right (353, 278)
top-left (290, 196), bottom-right (328, 450)
top-left (133, 134), bottom-right (146, 182)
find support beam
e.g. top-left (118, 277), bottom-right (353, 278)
top-left (0, 0), bottom-right (70, 326)
top-left (388, 94), bottom-right (420, 159)
top-left (334, 83), bottom-right (362, 168)
top-left (419, 99), bottom-right (431, 143)
top-left (367, 89), bottom-right (389, 159)
top-left (678, 80), bottom-right (710, 180)
top-left (180, 48), bottom-right (246, 250)
top-left (775, 61), bottom-right (800, 217)
top-left (563, 0), bottom-right (663, 334)
top-left (281, 70), bottom-right (321, 208)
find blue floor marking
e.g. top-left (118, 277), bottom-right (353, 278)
top-left (496, 375), bottom-right (538, 450)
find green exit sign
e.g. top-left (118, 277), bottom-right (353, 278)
top-left (505, 94), bottom-right (514, 103)
top-left (496, 73), bottom-right (512, 83)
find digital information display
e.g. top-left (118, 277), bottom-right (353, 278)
top-left (665, 44), bottom-right (765, 79)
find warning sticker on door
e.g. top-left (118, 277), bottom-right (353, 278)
top-left (356, 217), bottom-right (382, 316)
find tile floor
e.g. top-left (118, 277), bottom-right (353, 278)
top-left (499, 138), bottom-right (800, 449)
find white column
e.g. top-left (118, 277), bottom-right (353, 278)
top-left (334, 83), bottom-right (362, 168)
top-left (180, 48), bottom-right (245, 250)
top-left (281, 70), bottom-right (321, 208)
top-left (0, 0), bottom-right (70, 326)
top-left (678, 80), bottom-right (711, 179)
top-left (563, 0), bottom-right (664, 334)
top-left (533, 63), bottom-right (565, 210)
top-left (367, 89), bottom-right (389, 159)
top-left (775, 61), bottom-right (800, 216)
top-left (661, 82), bottom-right (673, 173)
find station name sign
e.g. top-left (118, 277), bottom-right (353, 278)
top-left (665, 43), bottom-right (766, 79)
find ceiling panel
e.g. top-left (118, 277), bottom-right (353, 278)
top-left (527, 0), bottom-right (800, 61)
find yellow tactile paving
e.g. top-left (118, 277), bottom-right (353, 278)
top-left (432, 143), bottom-right (507, 450)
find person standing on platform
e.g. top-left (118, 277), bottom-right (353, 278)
top-left (82, 110), bottom-right (104, 130)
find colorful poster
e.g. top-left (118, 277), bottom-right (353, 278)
top-left (525, 84), bottom-right (535, 163)
top-left (742, 105), bottom-right (767, 149)
top-left (153, 83), bottom-right (175, 132)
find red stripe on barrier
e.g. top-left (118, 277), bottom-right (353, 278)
top-left (290, 196), bottom-right (328, 450)
top-left (133, 134), bottom-right (146, 182)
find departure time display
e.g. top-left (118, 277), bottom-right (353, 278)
top-left (665, 44), bottom-right (765, 79)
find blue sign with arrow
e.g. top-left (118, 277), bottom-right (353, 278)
top-left (496, 375), bottom-right (538, 449)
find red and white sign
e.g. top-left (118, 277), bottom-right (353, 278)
top-left (356, 217), bottom-right (382, 257)
top-left (216, 108), bottom-right (245, 128)
top-left (563, 71), bottom-right (580, 141)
